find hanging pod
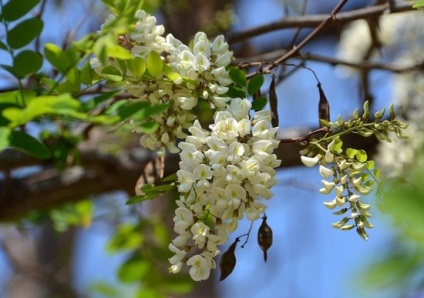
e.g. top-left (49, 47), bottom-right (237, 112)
top-left (317, 83), bottom-right (330, 128)
top-left (258, 215), bottom-right (273, 262)
top-left (219, 238), bottom-right (239, 281)
top-left (269, 75), bottom-right (279, 128)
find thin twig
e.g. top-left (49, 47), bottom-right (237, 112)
top-left (249, 0), bottom-right (348, 78)
top-left (227, 1), bottom-right (413, 44)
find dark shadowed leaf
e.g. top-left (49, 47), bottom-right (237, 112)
top-left (2, 0), bottom-right (40, 22)
top-left (118, 101), bottom-right (150, 121)
top-left (13, 50), bottom-right (42, 77)
top-left (7, 18), bottom-right (43, 49)
top-left (9, 130), bottom-right (51, 159)
top-left (251, 96), bottom-right (268, 111)
top-left (247, 74), bottom-right (264, 96)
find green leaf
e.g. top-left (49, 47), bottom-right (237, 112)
top-left (0, 127), bottom-right (11, 150)
top-left (66, 68), bottom-right (81, 93)
top-left (7, 17), bottom-right (43, 49)
top-left (247, 74), bottom-right (264, 96)
top-left (163, 64), bottom-right (180, 81)
top-left (0, 41), bottom-right (8, 51)
top-left (229, 68), bottom-right (247, 87)
top-left (118, 256), bottom-right (151, 283)
top-left (144, 103), bottom-right (169, 117)
top-left (356, 149), bottom-right (368, 162)
top-left (1, 0), bottom-right (40, 22)
top-left (413, 0), bottom-right (424, 8)
top-left (107, 223), bottom-right (143, 253)
top-left (366, 160), bottom-right (375, 170)
top-left (8, 130), bottom-right (51, 159)
top-left (83, 90), bottom-right (120, 111)
top-left (44, 43), bottom-right (71, 73)
top-left (147, 51), bottom-right (163, 78)
top-left (80, 61), bottom-right (94, 85)
top-left (226, 86), bottom-right (246, 98)
top-left (162, 173), bottom-right (177, 182)
top-left (126, 194), bottom-right (157, 204)
top-left (251, 96), bottom-right (268, 111)
top-left (90, 282), bottom-right (120, 298)
top-left (3, 94), bottom-right (85, 127)
top-left (346, 148), bottom-right (358, 159)
top-left (137, 121), bottom-right (159, 133)
top-left (107, 43), bottom-right (133, 60)
top-left (13, 50), bottom-right (42, 77)
top-left (100, 65), bottom-right (123, 81)
top-left (127, 57), bottom-right (146, 78)
top-left (118, 101), bottom-right (150, 120)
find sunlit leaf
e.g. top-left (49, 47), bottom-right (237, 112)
top-left (356, 149), bottom-right (368, 162)
top-left (44, 43), bottom-right (71, 73)
top-left (0, 127), bottom-right (11, 150)
top-left (346, 148), bottom-right (358, 159)
top-left (127, 57), bottom-right (146, 78)
top-left (147, 51), bottom-right (163, 78)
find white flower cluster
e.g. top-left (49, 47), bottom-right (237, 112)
top-left (169, 98), bottom-right (281, 281)
top-left (91, 10), bottom-right (234, 155)
top-left (300, 137), bottom-right (373, 240)
top-left (130, 10), bottom-right (166, 58)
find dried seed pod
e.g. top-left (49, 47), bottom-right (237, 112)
top-left (258, 216), bottom-right (273, 262)
top-left (317, 83), bottom-right (330, 128)
top-left (219, 239), bottom-right (239, 281)
top-left (269, 75), bottom-right (279, 128)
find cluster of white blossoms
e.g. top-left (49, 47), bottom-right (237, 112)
top-left (300, 135), bottom-right (375, 240)
top-left (91, 10), bottom-right (234, 155)
top-left (168, 98), bottom-right (281, 281)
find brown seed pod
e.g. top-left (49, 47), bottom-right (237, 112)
top-left (317, 83), bottom-right (330, 128)
top-left (219, 239), bottom-right (239, 281)
top-left (269, 75), bottom-right (279, 128)
top-left (258, 216), bottom-right (273, 262)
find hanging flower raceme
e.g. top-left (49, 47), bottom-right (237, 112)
top-left (168, 98), bottom-right (281, 281)
top-left (300, 101), bottom-right (408, 240)
top-left (91, 10), bottom-right (235, 155)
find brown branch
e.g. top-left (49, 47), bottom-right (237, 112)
top-left (236, 50), bottom-right (424, 74)
top-left (227, 1), bottom-right (414, 44)
top-left (0, 126), bottom-right (378, 221)
top-left (248, 0), bottom-right (349, 77)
